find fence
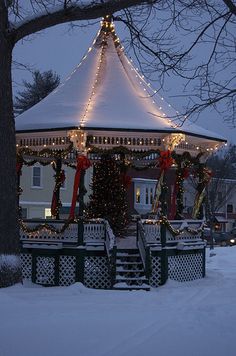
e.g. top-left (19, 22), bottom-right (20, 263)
top-left (137, 219), bottom-right (206, 287)
top-left (20, 218), bottom-right (206, 289)
top-left (20, 219), bottom-right (116, 289)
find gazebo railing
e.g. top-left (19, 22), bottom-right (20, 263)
top-left (83, 222), bottom-right (105, 244)
top-left (137, 221), bottom-right (152, 279)
top-left (20, 219), bottom-right (78, 245)
top-left (165, 220), bottom-right (204, 243)
top-left (137, 218), bottom-right (206, 287)
top-left (104, 220), bottom-right (117, 286)
top-left (141, 219), bottom-right (204, 245)
top-left (20, 219), bottom-right (117, 247)
top-left (20, 218), bottom-right (117, 288)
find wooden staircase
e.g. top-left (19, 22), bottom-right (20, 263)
top-left (113, 249), bottom-right (150, 291)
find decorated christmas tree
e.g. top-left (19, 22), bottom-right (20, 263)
top-left (87, 154), bottom-right (130, 236)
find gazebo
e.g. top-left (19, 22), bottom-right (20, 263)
top-left (15, 16), bottom-right (226, 290)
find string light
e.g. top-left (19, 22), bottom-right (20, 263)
top-left (80, 41), bottom-right (105, 127)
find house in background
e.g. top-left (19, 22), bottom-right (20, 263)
top-left (128, 172), bottom-right (236, 231)
top-left (20, 164), bottom-right (93, 219)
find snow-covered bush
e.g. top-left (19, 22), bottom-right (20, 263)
top-left (0, 255), bottom-right (22, 288)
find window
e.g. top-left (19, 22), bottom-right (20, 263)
top-left (136, 187), bottom-right (140, 203)
top-left (32, 166), bottom-right (42, 187)
top-left (21, 208), bottom-right (27, 219)
top-left (150, 188), bottom-right (153, 204)
top-left (45, 208), bottom-right (52, 219)
top-left (146, 187), bottom-right (149, 204)
top-left (227, 204), bottom-right (233, 213)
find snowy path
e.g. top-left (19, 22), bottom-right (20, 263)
top-left (1, 247), bottom-right (236, 356)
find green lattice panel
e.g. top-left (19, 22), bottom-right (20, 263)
top-left (59, 255), bottom-right (76, 286)
top-left (168, 253), bottom-right (203, 282)
top-left (149, 256), bottom-right (162, 287)
top-left (36, 256), bottom-right (56, 285)
top-left (84, 256), bottom-right (111, 289)
top-left (20, 253), bottom-right (32, 280)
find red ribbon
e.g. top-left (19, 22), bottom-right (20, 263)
top-left (121, 173), bottom-right (132, 190)
top-left (69, 155), bottom-right (91, 220)
top-left (51, 170), bottom-right (66, 217)
top-left (159, 150), bottom-right (173, 172)
top-left (16, 162), bottom-right (23, 175)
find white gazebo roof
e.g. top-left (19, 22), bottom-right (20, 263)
top-left (15, 18), bottom-right (226, 145)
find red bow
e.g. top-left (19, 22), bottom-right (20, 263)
top-left (121, 173), bottom-right (132, 189)
top-left (69, 156), bottom-right (91, 220)
top-left (16, 162), bottom-right (23, 175)
top-left (159, 150), bottom-right (173, 172)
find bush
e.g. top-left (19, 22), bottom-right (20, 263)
top-left (0, 255), bottom-right (22, 288)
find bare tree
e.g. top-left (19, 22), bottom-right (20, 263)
top-left (0, 0), bottom-right (156, 286)
top-left (206, 146), bottom-right (236, 238)
top-left (115, 1), bottom-right (236, 125)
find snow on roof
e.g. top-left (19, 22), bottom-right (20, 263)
top-left (15, 20), bottom-right (226, 143)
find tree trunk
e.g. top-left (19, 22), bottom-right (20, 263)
top-left (0, 31), bottom-right (21, 286)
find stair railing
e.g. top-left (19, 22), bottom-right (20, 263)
top-left (104, 220), bottom-right (117, 286)
top-left (137, 220), bottom-right (151, 279)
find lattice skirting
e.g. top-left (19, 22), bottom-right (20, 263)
top-left (84, 256), bottom-right (111, 289)
top-left (59, 256), bottom-right (77, 286)
top-left (149, 255), bottom-right (162, 287)
top-left (168, 252), bottom-right (204, 282)
top-left (36, 256), bottom-right (56, 285)
top-left (20, 252), bottom-right (111, 288)
top-left (21, 249), bottom-right (205, 289)
top-left (21, 253), bottom-right (32, 280)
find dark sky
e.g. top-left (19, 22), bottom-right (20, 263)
top-left (12, 20), bottom-right (236, 145)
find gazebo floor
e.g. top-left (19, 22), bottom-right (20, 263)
top-left (116, 235), bottom-right (137, 249)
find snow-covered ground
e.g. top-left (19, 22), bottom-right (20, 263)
top-left (1, 247), bottom-right (236, 356)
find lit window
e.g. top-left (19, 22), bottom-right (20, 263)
top-left (136, 187), bottom-right (140, 203)
top-left (32, 166), bottom-right (41, 187)
top-left (45, 208), bottom-right (52, 219)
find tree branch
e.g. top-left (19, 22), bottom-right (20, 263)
top-left (222, 0), bottom-right (236, 16)
top-left (10, 0), bottom-right (154, 43)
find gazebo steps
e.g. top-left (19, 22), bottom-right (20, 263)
top-left (113, 248), bottom-right (150, 291)
top-left (116, 276), bottom-right (147, 281)
top-left (116, 268), bottom-right (144, 273)
top-left (113, 283), bottom-right (150, 291)
top-left (116, 253), bottom-right (140, 258)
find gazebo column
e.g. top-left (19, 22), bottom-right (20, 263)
top-left (51, 157), bottom-right (63, 220)
top-left (55, 158), bottom-right (62, 220)
top-left (174, 158), bottom-right (190, 220)
top-left (160, 175), bottom-right (168, 284)
top-left (196, 163), bottom-right (205, 220)
top-left (192, 158), bottom-right (212, 220)
top-left (78, 169), bottom-right (87, 217)
top-left (77, 169), bottom-right (87, 245)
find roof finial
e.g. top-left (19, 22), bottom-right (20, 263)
top-left (101, 15), bottom-right (121, 47)
top-left (101, 15), bottom-right (113, 32)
